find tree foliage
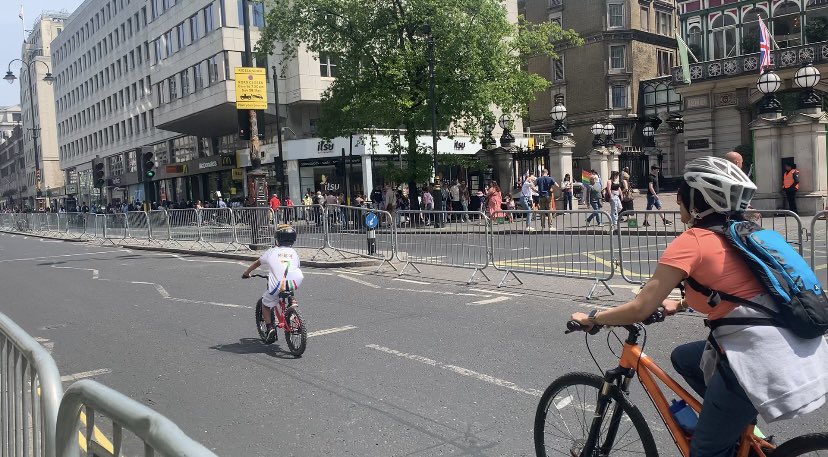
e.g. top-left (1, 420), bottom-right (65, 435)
top-left (256, 0), bottom-right (582, 184)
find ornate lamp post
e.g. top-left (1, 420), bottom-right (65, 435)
top-left (498, 114), bottom-right (515, 147)
top-left (794, 62), bottom-right (822, 109)
top-left (603, 121), bottom-right (616, 147)
top-left (590, 122), bottom-right (604, 147)
top-left (757, 69), bottom-right (783, 114)
top-left (5, 60), bottom-right (55, 200)
top-left (550, 98), bottom-right (568, 137)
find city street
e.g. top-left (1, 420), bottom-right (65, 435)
top-left (2, 233), bottom-right (827, 456)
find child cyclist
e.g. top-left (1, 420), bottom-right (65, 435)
top-left (242, 224), bottom-right (304, 343)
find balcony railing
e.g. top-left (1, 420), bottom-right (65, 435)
top-left (672, 40), bottom-right (828, 84)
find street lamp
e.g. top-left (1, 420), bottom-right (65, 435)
top-left (590, 121), bottom-right (604, 147)
top-left (603, 121), bottom-right (616, 146)
top-left (5, 58), bottom-right (56, 200)
top-left (794, 62), bottom-right (822, 109)
top-left (643, 124), bottom-right (655, 147)
top-left (757, 69), bottom-right (783, 114)
top-left (550, 98), bottom-right (568, 137)
top-left (498, 114), bottom-right (515, 147)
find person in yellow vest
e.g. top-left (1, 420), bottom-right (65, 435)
top-left (782, 163), bottom-right (800, 214)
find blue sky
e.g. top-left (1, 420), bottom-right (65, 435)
top-left (0, 0), bottom-right (84, 108)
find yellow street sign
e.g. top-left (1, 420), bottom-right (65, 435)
top-left (234, 67), bottom-right (267, 109)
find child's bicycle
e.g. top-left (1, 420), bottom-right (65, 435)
top-left (534, 310), bottom-right (828, 457)
top-left (249, 274), bottom-right (307, 357)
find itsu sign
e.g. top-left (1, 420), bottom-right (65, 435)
top-left (453, 140), bottom-right (466, 151)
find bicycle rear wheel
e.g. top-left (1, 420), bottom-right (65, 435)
top-left (534, 372), bottom-right (657, 457)
top-left (284, 307), bottom-right (307, 357)
top-left (772, 433), bottom-right (828, 457)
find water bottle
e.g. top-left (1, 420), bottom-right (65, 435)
top-left (668, 399), bottom-right (698, 436)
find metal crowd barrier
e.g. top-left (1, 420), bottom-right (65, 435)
top-left (56, 380), bottom-right (218, 457)
top-left (615, 210), bottom-right (684, 285)
top-left (745, 209), bottom-right (804, 254)
top-left (167, 209), bottom-right (202, 247)
top-left (490, 210), bottom-right (615, 298)
top-left (325, 205), bottom-right (395, 269)
top-left (101, 213), bottom-right (128, 245)
top-left (1, 311), bottom-right (63, 457)
top-left (395, 210), bottom-right (490, 283)
top-left (125, 211), bottom-right (150, 243)
top-left (200, 208), bottom-right (237, 251)
top-left (233, 207), bottom-right (275, 248)
top-left (65, 213), bottom-right (87, 239)
top-left (147, 209), bottom-right (170, 244)
top-left (273, 205), bottom-right (327, 253)
top-left (811, 211), bottom-right (828, 286)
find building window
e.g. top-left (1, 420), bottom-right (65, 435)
top-left (614, 124), bottom-right (629, 142)
top-left (640, 7), bottom-right (649, 32)
top-left (608, 4), bottom-right (624, 28)
top-left (686, 24), bottom-right (703, 58)
top-left (181, 69), bottom-right (190, 96)
top-left (611, 85), bottom-right (627, 108)
top-left (710, 14), bottom-right (737, 59)
top-left (193, 63), bottom-right (203, 90)
top-left (253, 2), bottom-right (264, 27)
top-left (189, 14), bottom-right (200, 41)
top-left (656, 10), bottom-right (672, 36)
top-left (320, 53), bottom-right (337, 77)
top-left (204, 4), bottom-right (215, 33)
top-left (657, 49), bottom-right (674, 76)
top-left (550, 13), bottom-right (562, 27)
top-left (168, 76), bottom-right (177, 100)
top-left (609, 45), bottom-right (625, 70)
top-left (207, 56), bottom-right (219, 84)
top-left (553, 57), bottom-right (564, 82)
top-left (177, 23), bottom-right (185, 48)
top-left (774, 2), bottom-right (802, 48)
top-left (165, 30), bottom-right (173, 56)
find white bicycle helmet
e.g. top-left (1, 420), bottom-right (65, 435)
top-left (683, 156), bottom-right (756, 214)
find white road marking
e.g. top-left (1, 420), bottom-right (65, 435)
top-left (307, 325), bottom-right (357, 338)
top-left (392, 278), bottom-right (431, 285)
top-left (384, 287), bottom-right (489, 297)
top-left (304, 271), bottom-right (333, 276)
top-left (34, 337), bottom-right (54, 354)
top-left (366, 344), bottom-right (542, 397)
top-left (61, 369), bottom-right (112, 382)
top-left (469, 288), bottom-right (523, 297)
top-left (50, 265), bottom-right (99, 279)
top-left (337, 274), bottom-right (381, 288)
top-left (164, 253), bottom-right (246, 265)
top-left (467, 296), bottom-right (512, 306)
top-left (39, 239), bottom-right (63, 243)
top-left (0, 251), bottom-right (126, 263)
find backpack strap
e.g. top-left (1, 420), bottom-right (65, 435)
top-left (686, 276), bottom-right (780, 319)
top-left (707, 317), bottom-right (779, 331)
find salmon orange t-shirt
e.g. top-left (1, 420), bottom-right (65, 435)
top-left (659, 228), bottom-right (765, 320)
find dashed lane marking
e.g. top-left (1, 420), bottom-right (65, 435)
top-left (34, 337), bottom-right (54, 354)
top-left (307, 325), bottom-right (357, 338)
top-left (0, 250), bottom-right (128, 263)
top-left (392, 278), bottom-right (432, 285)
top-left (366, 344), bottom-right (542, 397)
top-left (467, 296), bottom-right (512, 306)
top-left (468, 288), bottom-right (523, 297)
top-left (384, 287), bottom-right (489, 297)
top-left (61, 368), bottom-right (112, 383)
top-left (50, 265), bottom-right (99, 279)
top-left (337, 274), bottom-right (381, 288)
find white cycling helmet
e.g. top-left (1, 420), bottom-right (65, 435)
top-left (683, 156), bottom-right (756, 214)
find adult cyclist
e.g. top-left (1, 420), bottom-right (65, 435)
top-left (571, 157), bottom-right (828, 457)
top-left (242, 224), bottom-right (304, 343)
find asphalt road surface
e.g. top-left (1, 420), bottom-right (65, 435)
top-left (1, 233), bottom-right (827, 456)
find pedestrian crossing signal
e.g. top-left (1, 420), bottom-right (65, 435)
top-left (143, 151), bottom-right (155, 178)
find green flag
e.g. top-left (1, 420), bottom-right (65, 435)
top-left (676, 34), bottom-right (692, 84)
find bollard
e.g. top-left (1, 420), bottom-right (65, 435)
top-left (364, 211), bottom-right (380, 255)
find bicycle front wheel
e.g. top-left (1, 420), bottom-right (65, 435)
top-left (534, 372), bottom-right (657, 457)
top-left (772, 433), bottom-right (828, 457)
top-left (284, 307), bottom-right (307, 357)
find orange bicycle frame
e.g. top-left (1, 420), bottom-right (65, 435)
top-left (618, 341), bottom-right (773, 457)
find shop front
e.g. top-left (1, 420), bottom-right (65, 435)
top-left (149, 153), bottom-right (240, 205)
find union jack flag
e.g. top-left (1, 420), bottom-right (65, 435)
top-left (759, 19), bottom-right (772, 73)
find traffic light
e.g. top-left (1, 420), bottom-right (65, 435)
top-left (143, 151), bottom-right (155, 178)
top-left (94, 162), bottom-right (106, 188)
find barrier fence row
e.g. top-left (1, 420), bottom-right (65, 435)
top-left (0, 311), bottom-right (218, 457)
top-left (0, 208), bottom-right (818, 298)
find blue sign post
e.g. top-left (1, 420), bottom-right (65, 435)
top-left (365, 212), bottom-right (378, 255)
top-left (364, 213), bottom-right (379, 229)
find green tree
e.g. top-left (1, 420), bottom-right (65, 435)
top-left (256, 0), bottom-right (582, 199)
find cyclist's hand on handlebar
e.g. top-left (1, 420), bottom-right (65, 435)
top-left (569, 312), bottom-right (600, 334)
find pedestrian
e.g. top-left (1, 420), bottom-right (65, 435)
top-left (504, 195), bottom-right (515, 222)
top-left (268, 193), bottom-right (280, 211)
top-left (620, 166), bottom-right (634, 221)
top-left (422, 185), bottom-right (434, 226)
top-left (782, 162), bottom-right (800, 214)
top-left (520, 171), bottom-right (537, 230)
top-left (584, 175), bottom-right (603, 226)
top-left (459, 180), bottom-right (470, 222)
top-left (642, 165), bottom-right (672, 227)
top-left (285, 196), bottom-right (294, 221)
top-left (449, 180), bottom-right (461, 220)
top-left (610, 181), bottom-right (622, 227)
top-left (487, 182), bottom-right (503, 223)
top-left (432, 182), bottom-right (446, 228)
top-left (371, 185), bottom-right (383, 210)
top-left (561, 174), bottom-right (573, 210)
top-left (725, 151), bottom-right (761, 222)
top-left (535, 169), bottom-right (558, 230)
top-left (218, 198), bottom-right (227, 209)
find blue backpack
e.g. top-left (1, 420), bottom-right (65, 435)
top-left (687, 220), bottom-right (828, 339)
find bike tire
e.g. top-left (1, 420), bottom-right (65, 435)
top-left (284, 307), bottom-right (307, 357)
top-left (254, 301), bottom-right (273, 344)
top-left (534, 372), bottom-right (658, 457)
top-left (771, 433), bottom-right (828, 457)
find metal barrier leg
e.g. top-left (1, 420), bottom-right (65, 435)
top-left (375, 257), bottom-right (398, 273)
top-left (498, 270), bottom-right (523, 288)
top-left (398, 262), bottom-right (421, 276)
top-left (468, 268), bottom-right (490, 285)
top-left (586, 279), bottom-right (615, 300)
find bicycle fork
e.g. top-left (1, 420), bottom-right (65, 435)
top-left (582, 368), bottom-right (635, 457)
